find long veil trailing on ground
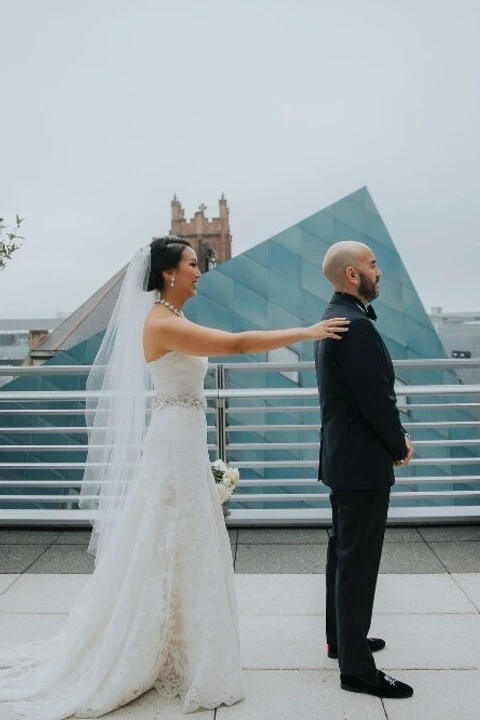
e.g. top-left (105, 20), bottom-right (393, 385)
top-left (79, 246), bottom-right (154, 563)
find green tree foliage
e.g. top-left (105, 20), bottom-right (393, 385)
top-left (0, 215), bottom-right (24, 268)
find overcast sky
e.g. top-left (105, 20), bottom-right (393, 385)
top-left (1, 0), bottom-right (479, 319)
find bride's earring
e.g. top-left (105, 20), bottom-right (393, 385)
top-left (170, 275), bottom-right (175, 288)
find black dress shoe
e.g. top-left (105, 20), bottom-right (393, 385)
top-left (341, 671), bottom-right (414, 699)
top-left (327, 637), bottom-right (386, 659)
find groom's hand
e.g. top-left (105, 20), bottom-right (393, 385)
top-left (395, 437), bottom-right (415, 467)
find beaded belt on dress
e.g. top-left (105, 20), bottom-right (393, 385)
top-left (153, 394), bottom-right (207, 411)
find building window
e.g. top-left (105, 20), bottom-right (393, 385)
top-left (0, 334), bottom-right (17, 346)
top-left (267, 346), bottom-right (300, 384)
top-left (205, 250), bottom-right (217, 272)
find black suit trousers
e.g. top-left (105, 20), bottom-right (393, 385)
top-left (326, 488), bottom-right (390, 677)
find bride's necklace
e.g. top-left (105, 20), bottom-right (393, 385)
top-left (154, 290), bottom-right (183, 317)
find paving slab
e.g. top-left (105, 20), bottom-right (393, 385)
top-left (372, 613), bottom-right (480, 670)
top-left (239, 615), bottom-right (327, 669)
top-left (382, 670), bottom-right (480, 720)
top-left (0, 530), bottom-right (62, 545)
top-left (0, 688), bottom-right (214, 720)
top-left (374, 573), bottom-right (477, 614)
top-left (77, 688), bottom-right (214, 719)
top-left (419, 525), bottom-right (480, 543)
top-left (240, 612), bottom-right (480, 671)
top-left (379, 542), bottom-right (446, 573)
top-left (26, 544), bottom-right (95, 574)
top-left (236, 575), bottom-right (324, 615)
top-left (0, 574), bottom-right (89, 613)
top-left (429, 542), bottom-right (480, 573)
top-left (1, 572), bottom-right (472, 619)
top-left (54, 530), bottom-right (91, 545)
top-left (0, 575), bottom-right (20, 594)
top-left (0, 612), bottom-right (66, 643)
top-left (217, 670), bottom-right (384, 720)
top-left (452, 573), bottom-right (480, 611)
top-left (0, 545), bottom-right (49, 573)
top-left (235, 544), bottom-right (326, 574)
top-left (228, 529), bottom-right (238, 544)
top-left (236, 572), bottom-right (477, 616)
top-left (384, 527), bottom-right (423, 542)
top-left (237, 528), bottom-right (329, 544)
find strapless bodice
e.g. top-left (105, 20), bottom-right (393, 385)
top-left (147, 352), bottom-right (208, 410)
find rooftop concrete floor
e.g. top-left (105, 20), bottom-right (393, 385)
top-left (1, 525), bottom-right (480, 719)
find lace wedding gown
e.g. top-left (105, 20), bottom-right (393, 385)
top-left (0, 352), bottom-right (245, 719)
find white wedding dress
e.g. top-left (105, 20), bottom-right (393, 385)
top-left (0, 352), bottom-right (245, 719)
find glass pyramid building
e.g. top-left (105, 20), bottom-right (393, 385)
top-left (188, 185), bottom-right (442, 363)
top-left (1, 187), bottom-right (479, 511)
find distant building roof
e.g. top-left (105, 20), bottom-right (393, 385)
top-left (31, 267), bottom-right (125, 353)
top-left (0, 318), bottom-right (61, 332)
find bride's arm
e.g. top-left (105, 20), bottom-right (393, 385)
top-left (146, 315), bottom-right (349, 358)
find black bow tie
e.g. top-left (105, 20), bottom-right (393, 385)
top-left (365, 305), bottom-right (377, 321)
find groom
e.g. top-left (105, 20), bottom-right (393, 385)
top-left (314, 241), bottom-right (415, 699)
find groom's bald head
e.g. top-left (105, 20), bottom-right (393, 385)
top-left (322, 241), bottom-right (381, 301)
top-left (322, 241), bottom-right (370, 286)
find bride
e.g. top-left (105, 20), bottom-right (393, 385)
top-left (0, 237), bottom-right (349, 719)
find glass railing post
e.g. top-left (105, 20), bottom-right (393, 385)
top-left (215, 364), bottom-right (227, 462)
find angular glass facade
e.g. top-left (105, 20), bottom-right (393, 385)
top-left (1, 187), bottom-right (479, 511)
top-left (189, 187), bottom-right (444, 364)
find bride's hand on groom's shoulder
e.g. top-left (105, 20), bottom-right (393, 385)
top-left (305, 317), bottom-right (350, 341)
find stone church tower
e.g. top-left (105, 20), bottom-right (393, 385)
top-left (169, 194), bottom-right (232, 272)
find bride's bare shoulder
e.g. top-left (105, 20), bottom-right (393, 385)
top-left (143, 308), bottom-right (179, 361)
top-left (144, 306), bottom-right (178, 331)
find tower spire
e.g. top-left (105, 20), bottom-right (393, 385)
top-left (168, 195), bottom-right (232, 271)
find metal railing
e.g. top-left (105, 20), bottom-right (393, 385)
top-left (1, 359), bottom-right (480, 526)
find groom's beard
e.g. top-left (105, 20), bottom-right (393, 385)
top-left (358, 272), bottom-right (380, 303)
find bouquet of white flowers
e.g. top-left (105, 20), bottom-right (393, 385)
top-left (211, 459), bottom-right (240, 504)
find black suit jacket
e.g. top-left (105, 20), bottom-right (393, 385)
top-left (314, 292), bottom-right (407, 491)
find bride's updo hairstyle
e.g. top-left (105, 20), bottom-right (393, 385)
top-left (146, 236), bottom-right (193, 292)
